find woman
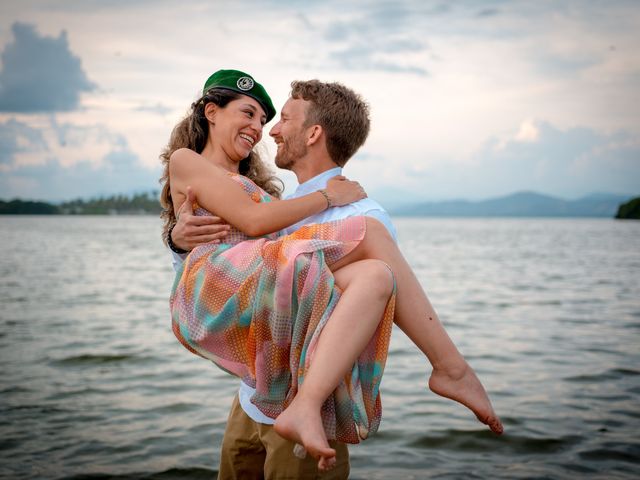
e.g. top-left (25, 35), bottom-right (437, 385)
top-left (161, 69), bottom-right (503, 471)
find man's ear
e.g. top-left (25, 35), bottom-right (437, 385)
top-left (204, 103), bottom-right (217, 123)
top-left (306, 125), bottom-right (323, 146)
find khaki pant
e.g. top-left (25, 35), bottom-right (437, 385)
top-left (217, 394), bottom-right (350, 480)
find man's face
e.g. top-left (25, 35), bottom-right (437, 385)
top-left (269, 98), bottom-right (309, 171)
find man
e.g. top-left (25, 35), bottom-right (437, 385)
top-left (168, 80), bottom-right (396, 480)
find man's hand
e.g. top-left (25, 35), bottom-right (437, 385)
top-left (171, 186), bottom-right (231, 251)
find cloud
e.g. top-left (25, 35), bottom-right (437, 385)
top-left (0, 116), bottom-right (159, 201)
top-left (374, 119), bottom-right (640, 201)
top-left (330, 42), bottom-right (429, 75)
top-left (475, 120), bottom-right (640, 197)
top-left (0, 147), bottom-right (161, 201)
top-left (476, 8), bottom-right (500, 18)
top-left (514, 120), bottom-right (540, 143)
top-left (135, 102), bottom-right (173, 115)
top-left (320, 5), bottom-right (431, 75)
top-left (0, 118), bottom-right (47, 166)
top-left (1, 0), bottom-right (638, 204)
top-left (0, 154), bottom-right (161, 201)
top-left (0, 22), bottom-right (95, 112)
top-left (0, 115), bottom-right (127, 168)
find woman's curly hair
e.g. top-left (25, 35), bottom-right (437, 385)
top-left (159, 89), bottom-right (282, 245)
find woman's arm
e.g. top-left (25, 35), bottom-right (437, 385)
top-left (170, 148), bottom-right (364, 237)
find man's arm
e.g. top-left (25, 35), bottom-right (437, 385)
top-left (169, 186), bottom-right (231, 270)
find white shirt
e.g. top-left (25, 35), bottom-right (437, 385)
top-left (172, 167), bottom-right (397, 425)
top-left (280, 168), bottom-right (397, 239)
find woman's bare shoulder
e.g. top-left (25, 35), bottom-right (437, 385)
top-left (170, 148), bottom-right (199, 165)
top-left (169, 149), bottom-right (196, 181)
top-left (169, 149), bottom-right (223, 178)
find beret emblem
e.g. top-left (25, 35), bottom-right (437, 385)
top-left (236, 77), bottom-right (254, 91)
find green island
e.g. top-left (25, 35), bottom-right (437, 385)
top-left (0, 192), bottom-right (162, 215)
top-left (615, 197), bottom-right (640, 219)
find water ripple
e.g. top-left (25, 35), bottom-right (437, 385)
top-left (49, 353), bottom-right (151, 366)
top-left (578, 443), bottom-right (640, 464)
top-left (1, 217), bottom-right (639, 479)
top-left (56, 467), bottom-right (217, 480)
top-left (564, 367), bottom-right (640, 383)
top-left (408, 430), bottom-right (581, 454)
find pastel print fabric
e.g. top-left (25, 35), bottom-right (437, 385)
top-left (170, 173), bottom-right (395, 443)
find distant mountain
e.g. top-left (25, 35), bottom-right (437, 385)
top-left (390, 191), bottom-right (634, 217)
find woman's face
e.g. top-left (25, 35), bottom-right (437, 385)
top-left (208, 96), bottom-right (267, 162)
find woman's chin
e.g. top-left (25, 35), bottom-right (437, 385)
top-left (235, 147), bottom-right (253, 160)
top-left (237, 140), bottom-right (255, 156)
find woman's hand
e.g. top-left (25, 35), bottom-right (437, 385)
top-left (325, 175), bottom-right (367, 207)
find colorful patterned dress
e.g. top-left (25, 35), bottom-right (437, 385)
top-left (170, 173), bottom-right (396, 443)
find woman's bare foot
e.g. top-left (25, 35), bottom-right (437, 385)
top-left (429, 362), bottom-right (504, 434)
top-left (274, 396), bottom-right (337, 471)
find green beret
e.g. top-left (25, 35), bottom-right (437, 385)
top-left (203, 69), bottom-right (276, 122)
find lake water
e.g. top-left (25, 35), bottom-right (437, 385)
top-left (1, 216), bottom-right (639, 479)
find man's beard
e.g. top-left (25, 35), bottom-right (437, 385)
top-left (275, 135), bottom-right (307, 171)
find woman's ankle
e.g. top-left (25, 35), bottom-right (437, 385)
top-left (431, 357), bottom-right (469, 380)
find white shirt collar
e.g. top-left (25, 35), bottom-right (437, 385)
top-left (292, 167), bottom-right (343, 197)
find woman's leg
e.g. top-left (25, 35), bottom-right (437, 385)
top-left (274, 259), bottom-right (394, 471)
top-left (330, 217), bottom-right (503, 434)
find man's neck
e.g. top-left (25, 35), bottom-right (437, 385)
top-left (293, 155), bottom-right (339, 184)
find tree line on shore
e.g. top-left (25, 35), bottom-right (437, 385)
top-left (615, 197), bottom-right (640, 219)
top-left (1, 192), bottom-right (639, 219)
top-left (0, 192), bottom-right (162, 215)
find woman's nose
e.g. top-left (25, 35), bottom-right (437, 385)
top-left (249, 118), bottom-right (263, 136)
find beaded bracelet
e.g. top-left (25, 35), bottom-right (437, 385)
top-left (318, 189), bottom-right (333, 209)
top-left (167, 224), bottom-right (188, 254)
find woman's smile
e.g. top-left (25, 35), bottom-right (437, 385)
top-left (239, 132), bottom-right (257, 148)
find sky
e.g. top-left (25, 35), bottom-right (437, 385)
top-left (0, 0), bottom-right (639, 204)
